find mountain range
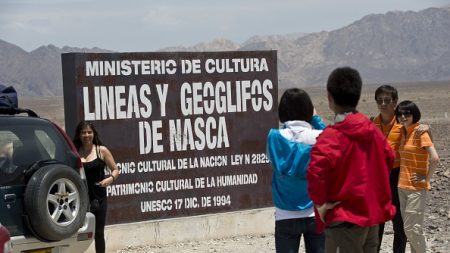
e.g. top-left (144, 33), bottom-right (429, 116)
top-left (1, 7), bottom-right (450, 97)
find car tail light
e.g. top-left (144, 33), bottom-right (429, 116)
top-left (51, 122), bottom-right (85, 177)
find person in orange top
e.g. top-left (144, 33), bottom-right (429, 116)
top-left (395, 100), bottom-right (439, 253)
top-left (372, 85), bottom-right (429, 253)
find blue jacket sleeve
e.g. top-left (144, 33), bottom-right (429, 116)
top-left (311, 115), bottom-right (327, 130)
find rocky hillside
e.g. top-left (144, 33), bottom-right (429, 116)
top-left (1, 7), bottom-right (450, 96)
top-left (0, 42), bottom-right (111, 96)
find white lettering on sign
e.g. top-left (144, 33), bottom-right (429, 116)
top-left (107, 178), bottom-right (196, 196)
top-left (155, 178), bottom-right (194, 192)
top-left (107, 181), bottom-right (154, 196)
top-left (139, 120), bottom-right (163, 154)
top-left (86, 60), bottom-right (177, 76)
top-left (140, 199), bottom-right (173, 212)
top-left (204, 58), bottom-right (268, 74)
top-left (216, 173), bottom-right (258, 187)
top-left (83, 84), bottom-right (157, 121)
top-left (106, 173), bottom-right (259, 197)
top-left (168, 116), bottom-right (229, 151)
top-left (180, 79), bottom-right (273, 116)
top-left (139, 194), bottom-right (232, 212)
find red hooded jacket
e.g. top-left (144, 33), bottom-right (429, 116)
top-left (307, 112), bottom-right (396, 232)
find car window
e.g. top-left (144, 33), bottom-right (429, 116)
top-left (0, 123), bottom-right (73, 185)
top-left (35, 130), bottom-right (56, 159)
top-left (0, 131), bottom-right (19, 175)
top-left (0, 131), bottom-right (18, 155)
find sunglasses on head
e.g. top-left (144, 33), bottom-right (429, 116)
top-left (375, 97), bottom-right (393, 105)
top-left (396, 110), bottom-right (412, 117)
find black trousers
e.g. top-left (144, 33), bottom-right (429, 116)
top-left (378, 168), bottom-right (407, 253)
top-left (92, 198), bottom-right (108, 253)
top-left (275, 217), bottom-right (325, 253)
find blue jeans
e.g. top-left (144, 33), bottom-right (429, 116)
top-left (275, 217), bottom-right (325, 253)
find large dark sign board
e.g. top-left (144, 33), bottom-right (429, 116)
top-left (62, 51), bottom-right (278, 225)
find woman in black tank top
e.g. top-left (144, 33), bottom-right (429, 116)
top-left (83, 146), bottom-right (107, 202)
top-left (73, 121), bottom-right (119, 253)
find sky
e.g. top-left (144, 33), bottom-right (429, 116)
top-left (0, 0), bottom-right (449, 52)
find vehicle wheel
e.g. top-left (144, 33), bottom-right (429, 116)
top-left (24, 164), bottom-right (88, 241)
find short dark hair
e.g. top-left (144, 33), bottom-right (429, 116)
top-left (72, 121), bottom-right (103, 150)
top-left (395, 100), bottom-right (421, 123)
top-left (375, 84), bottom-right (398, 101)
top-left (327, 66), bottom-right (362, 108)
top-left (278, 88), bottom-right (314, 123)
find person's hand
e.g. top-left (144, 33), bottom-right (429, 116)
top-left (98, 176), bottom-right (114, 187)
top-left (315, 201), bottom-right (341, 222)
top-left (415, 124), bottom-right (430, 138)
top-left (410, 172), bottom-right (427, 183)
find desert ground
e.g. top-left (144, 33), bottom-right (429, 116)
top-left (21, 81), bottom-right (450, 253)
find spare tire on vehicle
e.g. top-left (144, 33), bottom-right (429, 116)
top-left (24, 163), bottom-right (88, 241)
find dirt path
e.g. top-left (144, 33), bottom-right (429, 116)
top-left (117, 225), bottom-right (448, 253)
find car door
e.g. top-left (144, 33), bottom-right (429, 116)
top-left (0, 130), bottom-right (27, 237)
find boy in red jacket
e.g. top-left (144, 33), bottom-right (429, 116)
top-left (307, 67), bottom-right (396, 253)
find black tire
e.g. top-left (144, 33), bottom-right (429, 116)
top-left (24, 164), bottom-right (88, 241)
